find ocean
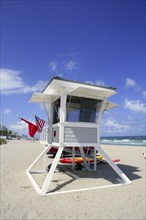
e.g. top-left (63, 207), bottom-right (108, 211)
top-left (100, 136), bottom-right (146, 147)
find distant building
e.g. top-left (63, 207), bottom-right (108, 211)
top-left (0, 135), bottom-right (7, 139)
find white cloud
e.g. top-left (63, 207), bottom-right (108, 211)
top-left (125, 78), bottom-right (142, 92)
top-left (1, 69), bottom-right (25, 90)
top-left (95, 80), bottom-right (106, 87)
top-left (124, 99), bottom-right (146, 114)
top-left (48, 59), bottom-right (78, 74)
top-left (49, 61), bottom-right (58, 71)
top-left (20, 80), bottom-right (47, 93)
top-left (64, 60), bottom-right (77, 72)
top-left (4, 108), bottom-right (11, 115)
top-left (10, 118), bottom-right (36, 134)
top-left (125, 78), bottom-right (146, 101)
top-left (0, 69), bottom-right (47, 94)
top-left (125, 78), bottom-right (136, 88)
top-left (101, 117), bottom-right (130, 133)
top-left (102, 113), bottom-right (146, 135)
top-left (85, 80), bottom-right (106, 87)
top-left (85, 81), bottom-right (94, 85)
top-left (10, 120), bottom-right (28, 133)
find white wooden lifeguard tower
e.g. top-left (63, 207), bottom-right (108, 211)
top-left (27, 77), bottom-right (131, 195)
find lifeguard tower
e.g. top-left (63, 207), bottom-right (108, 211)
top-left (27, 77), bottom-right (131, 195)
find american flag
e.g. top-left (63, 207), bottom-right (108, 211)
top-left (35, 115), bottom-right (45, 133)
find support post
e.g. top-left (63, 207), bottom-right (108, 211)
top-left (80, 147), bottom-right (89, 170)
top-left (26, 144), bottom-right (52, 194)
top-left (26, 145), bottom-right (52, 172)
top-left (94, 145), bottom-right (131, 184)
top-left (40, 146), bottom-right (64, 195)
top-left (96, 98), bottom-right (106, 147)
top-left (72, 147), bottom-right (75, 170)
top-left (94, 147), bottom-right (97, 171)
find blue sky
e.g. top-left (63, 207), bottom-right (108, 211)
top-left (1, 0), bottom-right (145, 137)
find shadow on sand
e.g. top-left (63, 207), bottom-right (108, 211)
top-left (46, 162), bottom-right (142, 193)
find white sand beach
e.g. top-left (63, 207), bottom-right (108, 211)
top-left (1, 140), bottom-right (146, 220)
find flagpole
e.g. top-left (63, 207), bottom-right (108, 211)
top-left (32, 114), bottom-right (48, 171)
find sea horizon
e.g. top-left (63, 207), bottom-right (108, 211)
top-left (100, 135), bottom-right (146, 147)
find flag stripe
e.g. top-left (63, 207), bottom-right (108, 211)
top-left (35, 115), bottom-right (45, 133)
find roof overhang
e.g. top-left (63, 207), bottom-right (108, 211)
top-left (29, 77), bottom-right (118, 106)
top-left (104, 101), bottom-right (119, 111)
top-left (29, 93), bottom-right (52, 103)
top-left (43, 77), bottom-right (117, 100)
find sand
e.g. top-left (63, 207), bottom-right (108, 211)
top-left (0, 140), bottom-right (145, 220)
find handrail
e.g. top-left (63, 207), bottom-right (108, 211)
top-left (40, 126), bottom-right (49, 143)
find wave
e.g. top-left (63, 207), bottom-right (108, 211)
top-left (121, 139), bottom-right (130, 142)
top-left (101, 136), bottom-right (146, 146)
top-left (102, 139), bottom-right (111, 142)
